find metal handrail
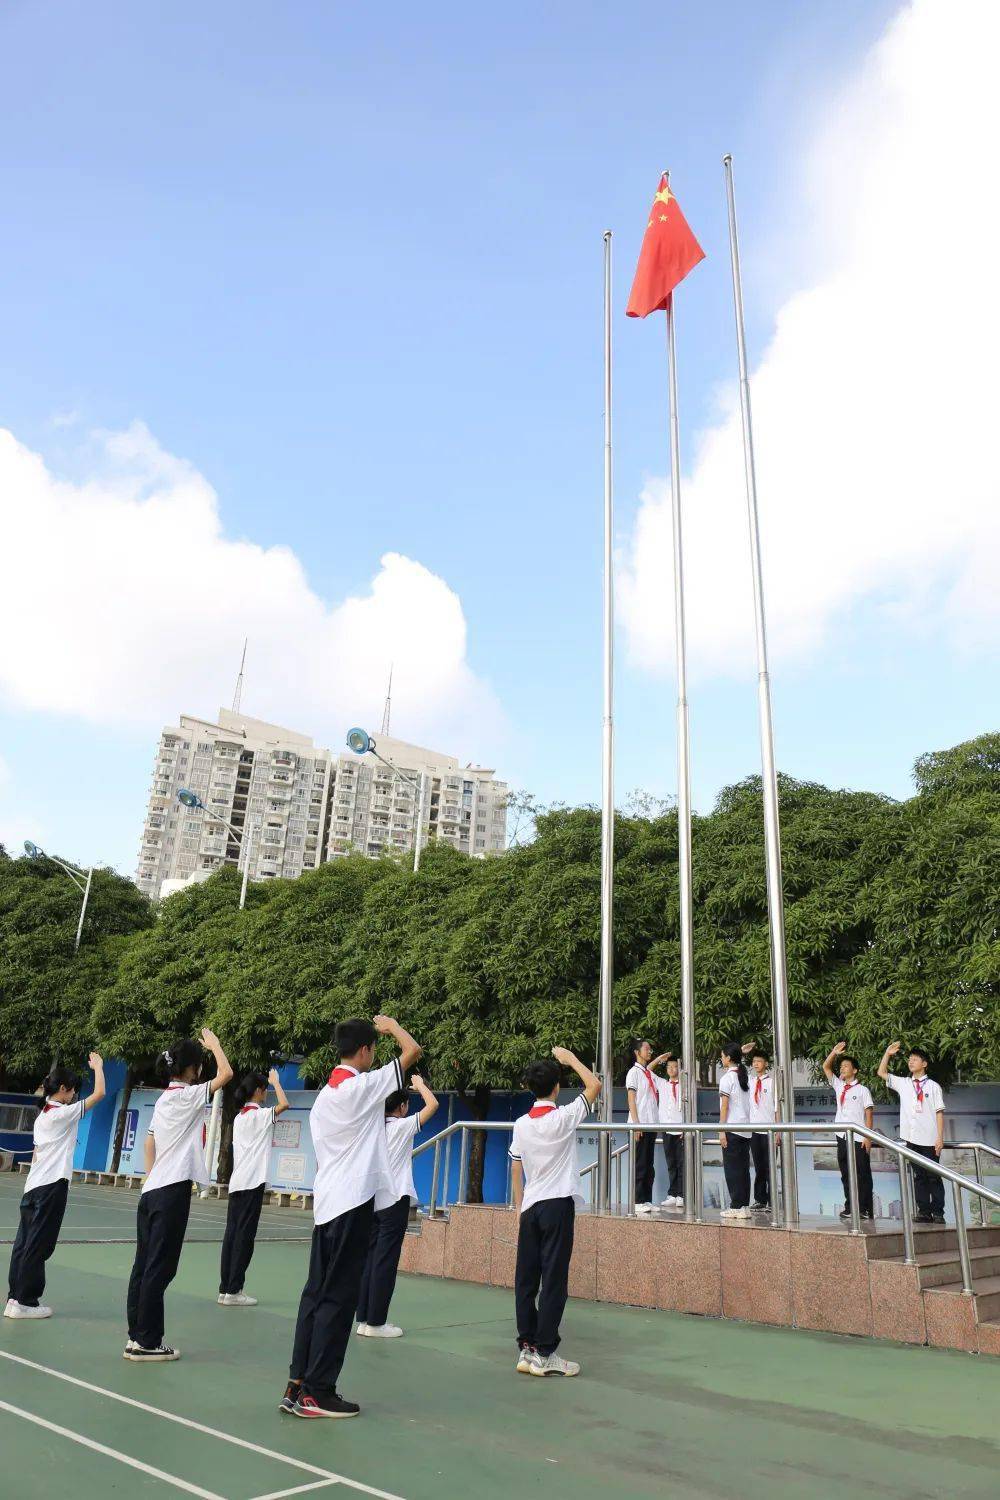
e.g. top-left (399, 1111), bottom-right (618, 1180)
top-left (413, 1117), bottom-right (1000, 1293)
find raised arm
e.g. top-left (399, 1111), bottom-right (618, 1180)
top-left (410, 1074), bottom-right (439, 1127)
top-left (82, 1053), bottom-right (106, 1116)
top-left (822, 1041), bottom-right (847, 1083)
top-left (268, 1067), bottom-right (290, 1118)
top-left (551, 1046), bottom-right (602, 1108)
top-left (650, 1051), bottom-right (672, 1073)
top-left (877, 1040), bottom-right (900, 1083)
top-left (373, 1015), bottom-right (422, 1074)
top-left (201, 1028), bottom-right (233, 1095)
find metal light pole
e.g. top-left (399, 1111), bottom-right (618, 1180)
top-left (23, 841), bottom-right (93, 953)
top-left (345, 728), bottom-right (427, 872)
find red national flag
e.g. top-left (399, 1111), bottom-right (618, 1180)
top-left (626, 174), bottom-right (705, 318)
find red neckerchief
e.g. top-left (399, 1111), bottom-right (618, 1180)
top-left (913, 1077), bottom-right (925, 1104)
top-left (754, 1077), bottom-right (763, 1105)
top-left (239, 1102), bottom-right (260, 1116)
top-left (42, 1103), bottom-right (56, 1113)
top-left (528, 1103), bottom-right (557, 1119)
top-left (642, 1066), bottom-right (657, 1093)
top-left (671, 1079), bottom-right (678, 1101)
top-left (840, 1082), bottom-right (856, 1107)
top-left (328, 1066), bottom-right (357, 1088)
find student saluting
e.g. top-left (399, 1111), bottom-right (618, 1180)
top-left (743, 1043), bottom-right (775, 1212)
top-left (822, 1042), bottom-right (875, 1221)
top-left (718, 1042), bottom-right (752, 1220)
top-left (510, 1046), bottom-right (601, 1378)
top-left (356, 1073), bottom-right (439, 1339)
top-left (5, 1053), bottom-right (106, 1321)
top-left (125, 1029), bottom-right (232, 1362)
top-left (878, 1041), bottom-right (946, 1225)
top-left (626, 1039), bottom-right (662, 1215)
top-left (652, 1053), bottom-right (684, 1209)
top-left (281, 1014), bottom-right (421, 1421)
top-left (218, 1067), bottom-right (290, 1307)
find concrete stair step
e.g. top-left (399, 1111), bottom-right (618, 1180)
top-left (926, 1272), bottom-right (1000, 1320)
top-left (916, 1245), bottom-right (1000, 1288)
top-left (867, 1225), bottom-right (1000, 1260)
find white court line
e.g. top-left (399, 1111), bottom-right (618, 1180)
top-left (0, 1351), bottom-right (405, 1500)
top-left (250, 1482), bottom-right (339, 1500)
top-left (0, 1397), bottom-right (225, 1498)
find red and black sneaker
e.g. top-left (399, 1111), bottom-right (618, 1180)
top-left (278, 1380), bottom-right (301, 1415)
top-left (293, 1390), bottom-right (361, 1419)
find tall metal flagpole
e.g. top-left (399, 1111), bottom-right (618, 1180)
top-left (664, 211), bottom-right (698, 1222)
top-left (722, 154), bottom-right (797, 1224)
top-left (596, 230), bottom-right (616, 1213)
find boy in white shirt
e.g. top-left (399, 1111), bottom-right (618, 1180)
top-left (282, 1014), bottom-right (421, 1421)
top-left (653, 1053), bottom-right (684, 1208)
top-left (744, 1044), bottom-right (776, 1211)
top-left (878, 1041), bottom-right (946, 1225)
top-left (510, 1047), bottom-right (601, 1378)
top-left (5, 1054), bottom-right (105, 1320)
top-left (822, 1042), bottom-right (875, 1220)
top-left (356, 1073), bottom-right (439, 1339)
top-left (626, 1039), bottom-right (661, 1214)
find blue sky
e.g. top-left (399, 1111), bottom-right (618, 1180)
top-left (2, 0), bottom-right (997, 875)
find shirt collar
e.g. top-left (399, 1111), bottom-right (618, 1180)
top-left (338, 1065), bottom-right (359, 1078)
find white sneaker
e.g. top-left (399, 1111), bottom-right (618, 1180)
top-left (673, 1197), bottom-right (684, 1208)
top-left (3, 1301), bottom-right (52, 1319)
top-left (719, 1207), bottom-right (736, 1218)
top-left (516, 1347), bottom-right (539, 1374)
top-left (355, 1322), bottom-right (369, 1336)
top-left (634, 1202), bottom-right (654, 1215)
top-left (218, 1293), bottom-right (258, 1306)
top-left (358, 1322), bottom-right (403, 1338)
top-left (530, 1352), bottom-right (580, 1377)
top-left (736, 1206), bottom-right (752, 1219)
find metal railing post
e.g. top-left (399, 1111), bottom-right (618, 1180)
top-left (682, 1131), bottom-right (694, 1223)
top-left (900, 1151), bottom-right (917, 1266)
top-left (457, 1127), bottom-right (469, 1207)
top-left (626, 1126), bottom-right (637, 1216)
top-left (953, 1180), bottom-right (974, 1296)
top-left (429, 1139), bottom-right (441, 1217)
top-left (767, 1127), bottom-right (780, 1229)
top-left (844, 1127), bottom-right (862, 1235)
top-left (782, 1124), bottom-right (799, 1229)
top-left (615, 1144), bottom-right (623, 1211)
top-left (694, 1126), bottom-right (704, 1222)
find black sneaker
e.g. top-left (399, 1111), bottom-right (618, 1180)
top-left (838, 1208), bottom-right (852, 1219)
top-left (124, 1343), bottom-right (180, 1362)
top-left (860, 1211), bottom-right (874, 1221)
top-left (293, 1391), bottom-right (360, 1419)
top-left (914, 1212), bottom-right (934, 1224)
top-left (931, 1214), bottom-right (946, 1225)
top-left (278, 1381), bottom-right (301, 1414)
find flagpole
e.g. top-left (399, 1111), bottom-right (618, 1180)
top-left (722, 153), bottom-right (798, 1226)
top-left (665, 280), bottom-right (698, 1222)
top-left (596, 229), bottom-right (615, 1214)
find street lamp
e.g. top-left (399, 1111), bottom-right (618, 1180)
top-left (176, 789), bottom-right (258, 1195)
top-left (345, 728), bottom-right (428, 872)
top-left (24, 841), bottom-right (93, 953)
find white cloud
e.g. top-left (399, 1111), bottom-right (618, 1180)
top-left (0, 421), bottom-right (503, 758)
top-left (620, 0), bottom-right (1000, 679)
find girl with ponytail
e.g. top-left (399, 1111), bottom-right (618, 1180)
top-left (5, 1053), bottom-right (105, 1320)
top-left (718, 1041), bottom-right (752, 1220)
top-left (125, 1029), bottom-right (232, 1362)
top-left (218, 1068), bottom-right (290, 1307)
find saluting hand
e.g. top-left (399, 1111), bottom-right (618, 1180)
top-left (88, 1051), bottom-right (104, 1071)
top-left (832, 1041), bottom-right (847, 1055)
top-left (550, 1046), bottom-right (575, 1067)
top-left (267, 1067), bottom-right (280, 1087)
top-left (373, 1015), bottom-right (396, 1035)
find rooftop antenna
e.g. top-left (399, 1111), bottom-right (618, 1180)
top-left (380, 662), bottom-right (393, 736)
top-left (232, 637), bottom-right (247, 714)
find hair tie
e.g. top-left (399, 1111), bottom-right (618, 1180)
top-left (164, 1050), bottom-right (173, 1067)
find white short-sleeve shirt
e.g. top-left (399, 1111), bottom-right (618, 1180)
top-left (24, 1099), bottom-right (86, 1194)
top-left (719, 1068), bottom-right (751, 1137)
top-left (626, 1063), bottom-right (661, 1126)
top-left (385, 1113), bottom-right (422, 1205)
top-left (657, 1073), bottom-right (683, 1132)
top-left (509, 1094), bottom-right (591, 1214)
top-left (747, 1070), bottom-right (776, 1124)
top-left (310, 1059), bottom-right (404, 1225)
top-left (829, 1075), bottom-right (874, 1139)
top-left (143, 1082), bottom-right (212, 1194)
top-left (887, 1074), bottom-right (944, 1148)
top-left (229, 1103), bottom-right (276, 1194)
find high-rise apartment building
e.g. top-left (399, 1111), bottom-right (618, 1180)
top-left (136, 709), bottom-right (508, 899)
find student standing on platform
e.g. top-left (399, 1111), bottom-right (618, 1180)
top-left (626, 1039), bottom-right (661, 1215)
top-left (510, 1046), bottom-right (601, 1378)
top-left (282, 1014), bottom-right (421, 1421)
top-left (356, 1073), bottom-right (439, 1339)
top-left (5, 1054), bottom-right (106, 1320)
top-left (218, 1067), bottom-right (290, 1307)
top-left (743, 1044), bottom-right (776, 1212)
top-left (718, 1042), bottom-right (752, 1220)
top-left (653, 1053), bottom-right (684, 1208)
top-left (126, 1030), bottom-right (232, 1362)
top-left (878, 1041), bottom-right (946, 1225)
top-left (822, 1043), bottom-right (875, 1221)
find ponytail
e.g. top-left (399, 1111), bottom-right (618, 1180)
top-left (37, 1065), bottom-right (80, 1110)
top-left (156, 1038), bottom-right (205, 1084)
top-left (722, 1042), bottom-right (749, 1092)
top-left (235, 1070), bottom-right (268, 1107)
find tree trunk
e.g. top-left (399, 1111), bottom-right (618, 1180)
top-left (109, 1066), bottom-right (136, 1173)
top-left (464, 1084), bottom-right (491, 1203)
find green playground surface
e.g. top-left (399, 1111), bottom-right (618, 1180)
top-left (2, 1183), bottom-right (1000, 1499)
